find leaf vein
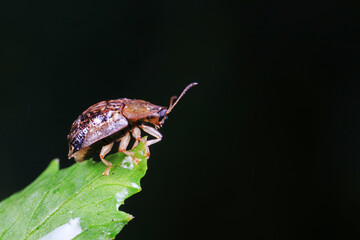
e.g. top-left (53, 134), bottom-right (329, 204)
top-left (24, 163), bottom-right (79, 236)
top-left (0, 213), bottom-right (20, 239)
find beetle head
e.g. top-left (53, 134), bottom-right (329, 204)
top-left (123, 82), bottom-right (197, 128)
top-left (145, 82), bottom-right (198, 128)
top-left (145, 107), bottom-right (168, 128)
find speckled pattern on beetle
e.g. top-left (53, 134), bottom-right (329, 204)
top-left (67, 83), bottom-right (197, 176)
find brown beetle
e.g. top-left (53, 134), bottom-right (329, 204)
top-left (67, 82), bottom-right (197, 176)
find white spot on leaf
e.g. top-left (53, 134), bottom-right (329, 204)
top-left (115, 189), bottom-right (128, 209)
top-left (131, 183), bottom-right (140, 189)
top-left (121, 156), bottom-right (134, 170)
top-left (137, 150), bottom-right (144, 156)
top-left (39, 217), bottom-right (82, 240)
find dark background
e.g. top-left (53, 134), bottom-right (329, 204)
top-left (1, 1), bottom-right (360, 239)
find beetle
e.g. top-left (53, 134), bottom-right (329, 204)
top-left (67, 82), bottom-right (197, 176)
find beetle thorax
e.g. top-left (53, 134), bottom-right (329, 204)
top-left (122, 99), bottom-right (167, 128)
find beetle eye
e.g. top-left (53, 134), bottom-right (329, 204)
top-left (158, 109), bottom-right (167, 122)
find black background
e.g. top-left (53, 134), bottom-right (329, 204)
top-left (1, 1), bottom-right (360, 239)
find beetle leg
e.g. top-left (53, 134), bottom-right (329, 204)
top-left (118, 131), bottom-right (140, 164)
top-left (144, 144), bottom-right (150, 159)
top-left (100, 141), bottom-right (114, 176)
top-left (118, 131), bottom-right (130, 151)
top-left (131, 127), bottom-right (142, 149)
top-left (140, 124), bottom-right (163, 146)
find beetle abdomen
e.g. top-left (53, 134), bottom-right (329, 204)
top-left (82, 110), bottom-right (128, 148)
top-left (67, 99), bottom-right (129, 158)
top-left (72, 128), bottom-right (128, 162)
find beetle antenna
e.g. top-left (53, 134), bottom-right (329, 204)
top-left (167, 82), bottom-right (198, 114)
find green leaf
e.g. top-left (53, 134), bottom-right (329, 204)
top-left (0, 142), bottom-right (148, 240)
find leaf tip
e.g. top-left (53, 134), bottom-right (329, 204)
top-left (48, 158), bottom-right (60, 170)
top-left (51, 158), bottom-right (60, 165)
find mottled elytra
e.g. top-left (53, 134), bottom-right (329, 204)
top-left (67, 82), bottom-right (198, 176)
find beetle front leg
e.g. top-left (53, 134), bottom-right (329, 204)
top-left (100, 141), bottom-right (114, 176)
top-left (131, 126), bottom-right (142, 149)
top-left (117, 131), bottom-right (140, 164)
top-left (140, 124), bottom-right (163, 146)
